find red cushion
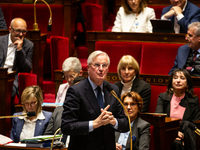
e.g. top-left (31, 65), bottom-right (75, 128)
top-left (50, 36), bottom-right (69, 81)
top-left (150, 125), bottom-right (154, 150)
top-left (95, 41), bottom-right (143, 72)
top-left (85, 3), bottom-right (103, 31)
top-left (149, 6), bottom-right (166, 19)
top-left (140, 43), bottom-right (184, 75)
top-left (10, 4), bottom-right (64, 38)
top-left (81, 0), bottom-right (98, 19)
top-left (149, 85), bottom-right (167, 113)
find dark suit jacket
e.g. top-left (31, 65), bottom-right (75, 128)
top-left (155, 92), bottom-right (200, 121)
top-left (0, 6), bottom-right (7, 29)
top-left (0, 34), bottom-right (33, 89)
top-left (10, 110), bottom-right (52, 143)
top-left (161, 1), bottom-right (200, 33)
top-left (168, 44), bottom-right (192, 75)
top-left (44, 106), bottom-right (63, 135)
top-left (115, 117), bottom-right (150, 150)
top-left (114, 77), bottom-right (151, 112)
top-left (61, 78), bottom-right (129, 150)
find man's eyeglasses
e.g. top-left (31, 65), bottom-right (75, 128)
top-left (185, 34), bottom-right (196, 40)
top-left (91, 63), bottom-right (108, 69)
top-left (24, 101), bottom-right (38, 107)
top-left (11, 27), bottom-right (27, 34)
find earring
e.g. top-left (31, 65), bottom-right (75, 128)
top-left (170, 87), bottom-right (174, 92)
top-left (186, 88), bottom-right (189, 92)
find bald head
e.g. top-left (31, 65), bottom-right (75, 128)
top-left (10, 18), bottom-right (27, 29)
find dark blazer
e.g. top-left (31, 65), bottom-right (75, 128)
top-left (161, 1), bottom-right (200, 33)
top-left (0, 34), bottom-right (33, 89)
top-left (115, 117), bottom-right (150, 150)
top-left (44, 106), bottom-right (63, 135)
top-left (168, 44), bottom-right (192, 75)
top-left (61, 78), bottom-right (129, 150)
top-left (114, 77), bottom-right (151, 112)
top-left (10, 110), bottom-right (52, 143)
top-left (0, 6), bottom-right (7, 29)
top-left (155, 92), bottom-right (200, 121)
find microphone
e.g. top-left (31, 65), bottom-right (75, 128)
top-left (0, 111), bottom-right (36, 119)
top-left (33, 0), bottom-right (52, 31)
top-left (188, 122), bottom-right (200, 136)
top-left (105, 84), bottom-right (133, 150)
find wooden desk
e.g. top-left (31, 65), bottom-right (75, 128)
top-left (0, 145), bottom-right (67, 150)
top-left (140, 113), bottom-right (180, 150)
top-left (0, 30), bottom-right (47, 89)
top-left (87, 31), bottom-right (187, 55)
top-left (0, 68), bottom-right (15, 135)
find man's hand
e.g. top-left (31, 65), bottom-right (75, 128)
top-left (163, 9), bottom-right (175, 19)
top-left (14, 36), bottom-right (24, 51)
top-left (93, 105), bottom-right (116, 129)
top-left (171, 6), bottom-right (182, 16)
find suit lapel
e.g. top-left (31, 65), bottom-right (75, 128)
top-left (34, 119), bottom-right (44, 136)
top-left (178, 45), bottom-right (190, 68)
top-left (0, 35), bottom-right (8, 67)
top-left (103, 81), bottom-right (112, 111)
top-left (131, 77), bottom-right (139, 92)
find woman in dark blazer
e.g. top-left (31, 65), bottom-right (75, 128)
top-left (10, 85), bottom-right (52, 143)
top-left (114, 55), bottom-right (151, 112)
top-left (155, 68), bottom-right (200, 150)
top-left (115, 91), bottom-right (150, 150)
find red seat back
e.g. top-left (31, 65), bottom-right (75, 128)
top-left (140, 43), bottom-right (184, 75)
top-left (50, 36), bottom-right (69, 81)
top-left (95, 41), bottom-right (143, 72)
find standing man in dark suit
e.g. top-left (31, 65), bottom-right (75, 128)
top-left (61, 50), bottom-right (129, 150)
top-left (0, 18), bottom-right (33, 113)
top-left (169, 22), bottom-right (200, 76)
top-left (161, 0), bottom-right (200, 33)
top-left (0, 6), bottom-right (7, 29)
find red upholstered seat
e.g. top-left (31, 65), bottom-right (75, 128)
top-left (149, 85), bottom-right (167, 113)
top-left (85, 3), bottom-right (103, 31)
top-left (50, 36), bottom-right (69, 81)
top-left (140, 43), bottom-right (184, 75)
top-left (149, 6), bottom-right (166, 19)
top-left (149, 125), bottom-right (154, 150)
top-left (18, 73), bottom-right (37, 103)
top-left (10, 4), bottom-right (64, 38)
top-left (95, 41), bottom-right (143, 72)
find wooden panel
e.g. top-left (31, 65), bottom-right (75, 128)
top-left (87, 31), bottom-right (186, 55)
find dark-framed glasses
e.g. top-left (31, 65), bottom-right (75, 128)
top-left (124, 102), bottom-right (136, 107)
top-left (11, 27), bottom-right (28, 34)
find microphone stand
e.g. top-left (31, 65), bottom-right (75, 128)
top-left (50, 128), bottom-right (61, 150)
top-left (109, 90), bottom-right (133, 150)
top-left (33, 0), bottom-right (52, 31)
top-left (0, 113), bottom-right (28, 119)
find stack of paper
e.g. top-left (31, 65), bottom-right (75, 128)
top-left (0, 134), bottom-right (13, 145)
top-left (20, 135), bottom-right (62, 143)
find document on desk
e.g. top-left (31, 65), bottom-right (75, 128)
top-left (4, 143), bottom-right (26, 147)
top-left (0, 134), bottom-right (13, 145)
top-left (20, 135), bottom-right (63, 143)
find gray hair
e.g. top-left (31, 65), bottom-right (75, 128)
top-left (188, 22), bottom-right (200, 36)
top-left (62, 57), bottom-right (82, 73)
top-left (87, 50), bottom-right (110, 66)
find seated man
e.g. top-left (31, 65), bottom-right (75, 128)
top-left (161, 0), bottom-right (200, 33)
top-left (0, 18), bottom-right (34, 113)
top-left (169, 22), bottom-right (200, 76)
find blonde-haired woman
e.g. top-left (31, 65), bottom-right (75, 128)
top-left (114, 55), bottom-right (151, 112)
top-left (10, 85), bottom-right (52, 143)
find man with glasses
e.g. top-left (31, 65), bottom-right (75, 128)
top-left (161, 0), bottom-right (200, 33)
top-left (0, 18), bottom-right (33, 114)
top-left (169, 22), bottom-right (200, 76)
top-left (61, 50), bottom-right (129, 150)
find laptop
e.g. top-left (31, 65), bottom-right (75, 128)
top-left (150, 19), bottom-right (175, 33)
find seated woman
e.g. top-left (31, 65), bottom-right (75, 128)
top-left (115, 91), bottom-right (150, 150)
top-left (112, 0), bottom-right (156, 32)
top-left (155, 68), bottom-right (200, 150)
top-left (55, 57), bottom-right (83, 103)
top-left (10, 85), bottom-right (52, 143)
top-left (114, 55), bottom-right (151, 112)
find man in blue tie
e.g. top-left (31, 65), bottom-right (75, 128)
top-left (61, 50), bottom-right (129, 150)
